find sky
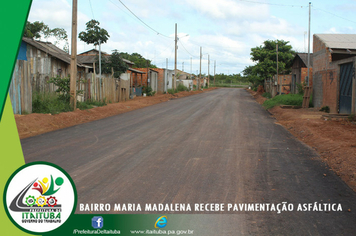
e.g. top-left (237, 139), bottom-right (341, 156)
top-left (27, 0), bottom-right (356, 75)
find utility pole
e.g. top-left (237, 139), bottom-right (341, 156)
top-left (190, 57), bottom-right (192, 77)
top-left (182, 62), bottom-right (184, 72)
top-left (174, 23), bottom-right (177, 90)
top-left (307, 2), bottom-right (311, 87)
top-left (214, 60), bottom-right (216, 86)
top-left (276, 43), bottom-right (280, 95)
top-left (166, 58), bottom-right (168, 92)
top-left (352, 60), bottom-right (356, 114)
top-left (199, 47), bottom-right (202, 90)
top-left (99, 39), bottom-right (102, 101)
top-left (208, 54), bottom-right (210, 88)
top-left (70, 0), bottom-right (77, 110)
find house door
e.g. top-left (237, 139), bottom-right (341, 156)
top-left (291, 74), bottom-right (296, 94)
top-left (339, 62), bottom-right (353, 114)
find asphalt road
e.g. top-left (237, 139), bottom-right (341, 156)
top-left (22, 88), bottom-right (356, 235)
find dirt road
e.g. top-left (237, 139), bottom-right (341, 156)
top-left (22, 88), bottom-right (356, 235)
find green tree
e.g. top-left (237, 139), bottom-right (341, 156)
top-left (250, 39), bottom-right (295, 80)
top-left (24, 21), bottom-right (69, 52)
top-left (78, 19), bottom-right (109, 46)
top-left (99, 50), bottom-right (129, 78)
top-left (24, 21), bottom-right (48, 39)
top-left (242, 65), bottom-right (262, 88)
top-left (119, 52), bottom-right (157, 68)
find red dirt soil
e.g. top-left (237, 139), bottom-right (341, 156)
top-left (248, 89), bottom-right (356, 192)
top-left (15, 88), bottom-right (217, 139)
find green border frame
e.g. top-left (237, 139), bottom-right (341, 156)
top-left (0, 0), bottom-right (33, 122)
top-left (3, 161), bottom-right (78, 235)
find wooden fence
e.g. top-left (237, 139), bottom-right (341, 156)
top-left (9, 63), bottom-right (131, 114)
top-left (78, 73), bottom-right (130, 103)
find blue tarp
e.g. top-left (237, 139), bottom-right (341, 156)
top-left (17, 41), bottom-right (27, 61)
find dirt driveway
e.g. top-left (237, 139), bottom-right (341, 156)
top-left (249, 90), bottom-right (356, 192)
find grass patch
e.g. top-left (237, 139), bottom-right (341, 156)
top-left (32, 92), bottom-right (71, 114)
top-left (262, 94), bottom-right (313, 110)
top-left (33, 92), bottom-right (108, 114)
top-left (77, 99), bottom-right (107, 110)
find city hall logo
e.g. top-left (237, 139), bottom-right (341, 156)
top-left (4, 162), bottom-right (77, 234)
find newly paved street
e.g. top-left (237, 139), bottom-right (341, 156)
top-left (22, 88), bottom-right (356, 235)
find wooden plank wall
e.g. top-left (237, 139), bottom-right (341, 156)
top-left (9, 60), bottom-right (32, 114)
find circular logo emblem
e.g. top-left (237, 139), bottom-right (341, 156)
top-left (3, 162), bottom-right (77, 234)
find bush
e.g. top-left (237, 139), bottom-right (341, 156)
top-left (177, 84), bottom-right (188, 92)
top-left (48, 76), bottom-right (71, 102)
top-left (296, 83), bottom-right (305, 95)
top-left (319, 106), bottom-right (330, 113)
top-left (142, 86), bottom-right (155, 96)
top-left (262, 92), bottom-right (271, 98)
top-left (167, 89), bottom-right (176, 95)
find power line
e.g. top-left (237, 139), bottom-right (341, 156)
top-left (114, 0), bottom-right (172, 38)
top-left (313, 7), bottom-right (356, 24)
top-left (89, 0), bottom-right (95, 19)
top-left (179, 40), bottom-right (199, 58)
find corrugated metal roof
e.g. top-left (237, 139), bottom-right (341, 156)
top-left (78, 49), bottom-right (110, 56)
top-left (22, 37), bottom-right (88, 67)
top-left (77, 49), bottom-right (134, 65)
top-left (77, 55), bottom-right (101, 64)
top-left (128, 68), bottom-right (146, 74)
top-left (315, 34), bottom-right (356, 49)
top-left (296, 53), bottom-right (313, 67)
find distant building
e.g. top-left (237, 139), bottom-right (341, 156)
top-left (77, 49), bottom-right (134, 73)
top-left (133, 68), bottom-right (174, 94)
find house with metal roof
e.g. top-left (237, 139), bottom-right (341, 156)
top-left (313, 34), bottom-right (356, 114)
top-left (77, 49), bottom-right (134, 71)
top-left (9, 37), bottom-right (89, 114)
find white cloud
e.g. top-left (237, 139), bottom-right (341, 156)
top-left (183, 0), bottom-right (269, 20)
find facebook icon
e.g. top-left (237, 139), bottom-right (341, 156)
top-left (92, 216), bottom-right (104, 229)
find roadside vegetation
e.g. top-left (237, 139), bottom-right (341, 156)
top-left (142, 86), bottom-right (156, 96)
top-left (32, 76), bottom-right (106, 114)
top-left (167, 84), bottom-right (189, 94)
top-left (262, 94), bottom-right (313, 110)
top-left (262, 92), bottom-right (272, 98)
top-left (32, 92), bottom-right (107, 114)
